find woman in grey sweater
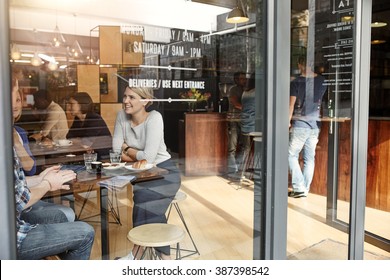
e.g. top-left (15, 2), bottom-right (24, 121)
top-left (113, 86), bottom-right (181, 260)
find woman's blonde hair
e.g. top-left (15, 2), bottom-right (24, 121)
top-left (127, 87), bottom-right (154, 108)
top-left (12, 69), bottom-right (23, 122)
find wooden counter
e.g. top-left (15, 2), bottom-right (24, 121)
top-left (311, 119), bottom-right (390, 212)
top-left (179, 112), bottom-right (227, 176)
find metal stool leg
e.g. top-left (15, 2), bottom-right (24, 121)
top-left (167, 199), bottom-right (200, 259)
top-left (239, 133), bottom-right (258, 185)
top-left (76, 184), bottom-right (121, 225)
top-left (174, 202), bottom-right (199, 256)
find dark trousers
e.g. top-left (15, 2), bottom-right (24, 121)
top-left (132, 159), bottom-right (181, 255)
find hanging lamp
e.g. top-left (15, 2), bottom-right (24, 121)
top-left (10, 43), bottom-right (21, 60)
top-left (53, 25), bottom-right (66, 47)
top-left (226, 0), bottom-right (249, 24)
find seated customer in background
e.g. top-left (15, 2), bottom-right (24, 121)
top-left (11, 73), bottom-right (75, 222)
top-left (14, 157), bottom-right (95, 260)
top-left (66, 92), bottom-right (111, 159)
top-left (113, 86), bottom-right (181, 260)
top-left (29, 89), bottom-right (69, 143)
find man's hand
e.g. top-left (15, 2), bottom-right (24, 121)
top-left (43, 169), bottom-right (76, 191)
top-left (39, 165), bottom-right (62, 180)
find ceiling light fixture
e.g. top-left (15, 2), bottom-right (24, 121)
top-left (71, 39), bottom-right (83, 57)
top-left (52, 0), bottom-right (65, 47)
top-left (371, 21), bottom-right (387, 28)
top-left (31, 52), bottom-right (43, 66)
top-left (31, 29), bottom-right (43, 66)
top-left (10, 10), bottom-right (21, 61)
top-left (226, 0), bottom-right (249, 24)
top-left (70, 14), bottom-right (83, 58)
top-left (10, 43), bottom-right (21, 60)
top-left (371, 39), bottom-right (386, 45)
top-left (53, 25), bottom-right (66, 47)
top-left (48, 59), bottom-right (59, 71)
top-left (341, 15), bottom-right (354, 22)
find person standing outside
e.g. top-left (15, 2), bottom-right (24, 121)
top-left (288, 56), bottom-right (327, 198)
top-left (227, 71), bottom-right (247, 177)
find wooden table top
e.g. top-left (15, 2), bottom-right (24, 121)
top-left (44, 164), bottom-right (168, 199)
top-left (29, 136), bottom-right (112, 157)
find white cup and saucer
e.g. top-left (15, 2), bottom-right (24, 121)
top-left (57, 139), bottom-right (73, 147)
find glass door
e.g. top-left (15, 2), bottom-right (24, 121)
top-left (286, 0), bottom-right (389, 259)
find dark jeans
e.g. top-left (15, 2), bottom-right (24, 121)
top-left (18, 207), bottom-right (95, 260)
top-left (132, 159), bottom-right (181, 255)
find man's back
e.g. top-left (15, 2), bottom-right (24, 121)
top-left (44, 101), bottom-right (69, 140)
top-left (290, 75), bottom-right (327, 128)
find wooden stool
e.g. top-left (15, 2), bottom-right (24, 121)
top-left (240, 131), bottom-right (262, 182)
top-left (167, 191), bottom-right (200, 259)
top-left (127, 223), bottom-right (185, 260)
top-left (43, 255), bottom-right (61, 260)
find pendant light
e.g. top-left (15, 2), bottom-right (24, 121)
top-left (48, 59), bottom-right (59, 71)
top-left (70, 14), bottom-right (83, 58)
top-left (371, 21), bottom-right (387, 28)
top-left (226, 0), bottom-right (249, 24)
top-left (31, 52), bottom-right (43, 66)
top-left (71, 39), bottom-right (83, 58)
top-left (10, 10), bottom-right (21, 60)
top-left (52, 1), bottom-right (65, 47)
top-left (53, 25), bottom-right (66, 47)
top-left (31, 29), bottom-right (43, 66)
top-left (10, 43), bottom-right (21, 60)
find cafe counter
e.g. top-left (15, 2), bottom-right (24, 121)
top-left (179, 112), bottom-right (227, 176)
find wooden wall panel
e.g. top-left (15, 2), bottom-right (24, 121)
top-left (101, 103), bottom-right (122, 135)
top-left (100, 67), bottom-right (118, 103)
top-left (366, 120), bottom-right (390, 211)
top-left (312, 120), bottom-right (390, 212)
top-left (310, 124), bottom-right (328, 196)
top-left (122, 34), bottom-right (143, 66)
top-left (99, 26), bottom-right (122, 65)
top-left (77, 64), bottom-right (100, 103)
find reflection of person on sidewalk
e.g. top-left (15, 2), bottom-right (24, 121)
top-left (240, 73), bottom-right (256, 163)
top-left (288, 56), bottom-right (327, 198)
top-left (227, 71), bottom-right (247, 177)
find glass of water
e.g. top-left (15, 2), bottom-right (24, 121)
top-left (84, 153), bottom-right (97, 170)
top-left (109, 150), bottom-right (121, 163)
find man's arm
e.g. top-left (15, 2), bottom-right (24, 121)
top-left (41, 106), bottom-right (60, 137)
top-left (24, 168), bottom-right (76, 209)
top-left (229, 95), bottom-right (242, 110)
top-left (13, 128), bottom-right (35, 174)
top-left (289, 96), bottom-right (297, 128)
top-left (228, 87), bottom-right (242, 110)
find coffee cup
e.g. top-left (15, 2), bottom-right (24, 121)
top-left (58, 139), bottom-right (73, 146)
top-left (91, 161), bottom-right (102, 173)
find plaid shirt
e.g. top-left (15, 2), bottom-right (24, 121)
top-left (13, 148), bottom-right (36, 249)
